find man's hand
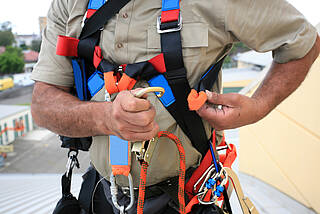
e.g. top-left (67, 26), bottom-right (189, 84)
top-left (197, 91), bottom-right (261, 131)
top-left (106, 89), bottom-right (159, 141)
top-left (197, 35), bottom-right (320, 130)
top-left (32, 82), bottom-right (158, 141)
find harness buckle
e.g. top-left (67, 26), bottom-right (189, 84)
top-left (157, 13), bottom-right (182, 34)
top-left (132, 137), bottom-right (158, 164)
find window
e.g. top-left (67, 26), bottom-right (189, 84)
top-left (0, 125), bottom-right (2, 145)
top-left (19, 116), bottom-right (23, 136)
top-left (13, 119), bottom-right (18, 139)
top-left (4, 123), bottom-right (8, 143)
top-left (25, 114), bottom-right (29, 132)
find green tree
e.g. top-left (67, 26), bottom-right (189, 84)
top-left (223, 42), bottom-right (251, 68)
top-left (31, 40), bottom-right (42, 52)
top-left (0, 21), bottom-right (15, 46)
top-left (0, 31), bottom-right (15, 47)
top-left (20, 43), bottom-right (28, 50)
top-left (0, 46), bottom-right (24, 74)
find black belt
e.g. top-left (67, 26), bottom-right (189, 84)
top-left (119, 167), bottom-right (196, 204)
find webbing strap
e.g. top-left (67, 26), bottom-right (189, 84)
top-left (109, 136), bottom-right (131, 176)
top-left (159, 6), bottom-right (209, 156)
top-left (80, 0), bottom-right (131, 40)
top-left (187, 56), bottom-right (225, 111)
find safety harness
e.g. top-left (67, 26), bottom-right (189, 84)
top-left (56, 0), bottom-right (257, 213)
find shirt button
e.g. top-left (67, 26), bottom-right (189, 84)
top-left (122, 13), bottom-right (128, 19)
top-left (117, 43), bottom-right (123, 48)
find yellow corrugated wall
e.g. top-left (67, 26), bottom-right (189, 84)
top-left (239, 56), bottom-right (320, 213)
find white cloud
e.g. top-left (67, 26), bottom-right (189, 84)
top-left (0, 0), bottom-right (52, 34)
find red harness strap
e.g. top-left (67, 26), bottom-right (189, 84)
top-left (86, 9), bottom-right (97, 18)
top-left (56, 36), bottom-right (79, 57)
top-left (161, 9), bottom-right (180, 23)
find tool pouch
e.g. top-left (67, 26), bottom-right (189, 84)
top-left (52, 174), bottom-right (81, 214)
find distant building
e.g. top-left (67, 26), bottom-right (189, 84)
top-left (15, 34), bottom-right (40, 47)
top-left (233, 50), bottom-right (272, 70)
top-left (222, 67), bottom-right (262, 93)
top-left (0, 105), bottom-right (34, 145)
top-left (39, 17), bottom-right (47, 36)
top-left (0, 46), bottom-right (5, 55)
top-left (23, 50), bottom-right (39, 72)
top-left (23, 50), bottom-right (39, 63)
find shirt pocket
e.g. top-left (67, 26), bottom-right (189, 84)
top-left (147, 22), bottom-right (208, 58)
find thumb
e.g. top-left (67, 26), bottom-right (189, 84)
top-left (131, 88), bottom-right (148, 99)
top-left (205, 90), bottom-right (238, 107)
top-left (205, 90), bottom-right (224, 105)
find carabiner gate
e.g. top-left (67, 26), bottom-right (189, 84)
top-left (110, 172), bottom-right (135, 213)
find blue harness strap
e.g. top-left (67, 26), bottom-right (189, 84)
top-left (109, 136), bottom-right (131, 176)
top-left (71, 0), bottom-right (106, 101)
top-left (88, 0), bottom-right (105, 10)
top-left (162, 0), bottom-right (180, 11)
top-left (148, 75), bottom-right (175, 107)
top-left (72, 59), bottom-right (87, 101)
top-left (87, 71), bottom-right (104, 97)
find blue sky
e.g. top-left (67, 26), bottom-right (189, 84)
top-left (0, 0), bottom-right (319, 35)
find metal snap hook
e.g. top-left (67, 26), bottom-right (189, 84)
top-left (134, 87), bottom-right (165, 98)
top-left (110, 172), bottom-right (135, 213)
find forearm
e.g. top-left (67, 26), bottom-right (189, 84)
top-left (31, 81), bottom-right (158, 141)
top-left (253, 35), bottom-right (320, 119)
top-left (31, 81), bottom-right (111, 137)
top-left (197, 36), bottom-right (320, 130)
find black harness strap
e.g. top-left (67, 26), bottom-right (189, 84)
top-left (160, 25), bottom-right (209, 157)
top-left (80, 0), bottom-right (131, 40)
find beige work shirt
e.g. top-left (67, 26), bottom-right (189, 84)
top-left (32, 0), bottom-right (317, 187)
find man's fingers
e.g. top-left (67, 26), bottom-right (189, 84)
top-left (197, 103), bottom-right (225, 120)
top-left (119, 91), bottom-right (151, 112)
top-left (205, 90), bottom-right (239, 107)
top-left (117, 118), bottom-right (157, 134)
top-left (117, 123), bottom-right (159, 141)
top-left (110, 89), bottom-right (159, 141)
top-left (120, 106), bottom-right (157, 127)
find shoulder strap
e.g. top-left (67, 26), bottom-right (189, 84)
top-left (158, 0), bottom-right (209, 156)
top-left (80, 0), bottom-right (131, 40)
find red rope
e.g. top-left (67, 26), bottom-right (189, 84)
top-left (137, 131), bottom-right (186, 214)
top-left (137, 161), bottom-right (148, 214)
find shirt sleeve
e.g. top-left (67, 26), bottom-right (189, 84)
top-left (225, 0), bottom-right (318, 63)
top-left (31, 0), bottom-right (74, 87)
